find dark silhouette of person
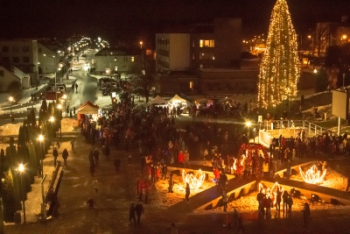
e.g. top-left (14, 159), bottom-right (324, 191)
top-left (129, 203), bottom-right (136, 226)
top-left (135, 202), bottom-right (144, 226)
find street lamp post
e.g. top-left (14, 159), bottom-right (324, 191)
top-left (18, 164), bottom-right (26, 224)
top-left (57, 105), bottom-right (62, 138)
top-left (38, 134), bottom-right (44, 178)
top-left (37, 134), bottom-right (47, 220)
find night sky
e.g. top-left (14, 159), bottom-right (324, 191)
top-left (0, 0), bottom-right (349, 43)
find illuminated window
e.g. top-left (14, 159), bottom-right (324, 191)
top-left (199, 40), bottom-right (215, 48)
top-left (114, 66), bottom-right (118, 71)
top-left (131, 56), bottom-right (135, 62)
top-left (189, 81), bottom-right (193, 89)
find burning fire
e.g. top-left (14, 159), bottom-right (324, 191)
top-left (259, 182), bottom-right (284, 205)
top-left (182, 169), bottom-right (206, 190)
top-left (299, 165), bottom-right (326, 184)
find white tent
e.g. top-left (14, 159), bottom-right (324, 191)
top-left (169, 94), bottom-right (189, 104)
top-left (150, 95), bottom-right (168, 104)
top-left (76, 101), bottom-right (99, 115)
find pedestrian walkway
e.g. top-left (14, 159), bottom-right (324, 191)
top-left (168, 177), bottom-right (255, 214)
top-left (262, 178), bottom-right (350, 205)
top-left (15, 138), bottom-right (73, 224)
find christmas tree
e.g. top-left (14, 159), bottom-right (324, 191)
top-left (258, 0), bottom-right (300, 108)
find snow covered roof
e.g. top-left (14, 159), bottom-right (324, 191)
top-left (0, 65), bottom-right (30, 80)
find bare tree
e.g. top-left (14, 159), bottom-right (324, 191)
top-left (129, 63), bottom-right (155, 103)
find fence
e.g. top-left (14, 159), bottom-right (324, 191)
top-left (258, 119), bottom-right (334, 147)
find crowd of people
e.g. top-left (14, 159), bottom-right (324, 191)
top-left (74, 93), bottom-right (344, 231)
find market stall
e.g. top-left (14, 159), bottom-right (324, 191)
top-left (76, 101), bottom-right (99, 121)
top-left (168, 94), bottom-right (192, 114)
top-left (150, 95), bottom-right (168, 105)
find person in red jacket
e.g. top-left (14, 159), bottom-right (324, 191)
top-left (178, 150), bottom-right (184, 164)
top-left (213, 167), bottom-right (220, 186)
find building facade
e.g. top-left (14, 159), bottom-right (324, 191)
top-left (0, 65), bottom-right (30, 92)
top-left (94, 48), bottom-right (142, 78)
top-left (155, 33), bottom-right (191, 71)
top-left (0, 40), bottom-right (39, 84)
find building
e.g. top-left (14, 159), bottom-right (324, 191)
top-left (155, 18), bottom-right (258, 95)
top-left (156, 33), bottom-right (190, 71)
top-left (0, 65), bottom-right (30, 92)
top-left (155, 18), bottom-right (242, 72)
top-left (309, 16), bottom-right (350, 57)
top-left (0, 39), bottom-right (39, 84)
top-left (37, 43), bottom-right (62, 74)
top-left (93, 48), bottom-right (142, 79)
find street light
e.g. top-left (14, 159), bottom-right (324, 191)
top-left (8, 96), bottom-right (14, 114)
top-left (18, 163), bottom-right (26, 224)
top-left (246, 121), bottom-right (252, 141)
top-left (140, 41), bottom-right (143, 49)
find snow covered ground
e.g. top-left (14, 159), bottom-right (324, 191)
top-left (0, 118), bottom-right (78, 138)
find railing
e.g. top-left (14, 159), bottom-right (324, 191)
top-left (258, 119), bottom-right (335, 147)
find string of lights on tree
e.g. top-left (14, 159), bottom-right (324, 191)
top-left (258, 0), bottom-right (300, 109)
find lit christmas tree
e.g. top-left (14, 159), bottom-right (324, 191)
top-left (258, 0), bottom-right (300, 109)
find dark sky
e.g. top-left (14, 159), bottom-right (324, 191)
top-left (0, 0), bottom-right (349, 43)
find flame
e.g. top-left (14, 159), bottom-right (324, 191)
top-left (299, 165), bottom-right (326, 184)
top-left (182, 169), bottom-right (206, 190)
top-left (259, 182), bottom-right (284, 205)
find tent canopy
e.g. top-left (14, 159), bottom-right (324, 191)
top-left (169, 94), bottom-right (190, 104)
top-left (195, 98), bottom-right (214, 104)
top-left (77, 101), bottom-right (99, 114)
top-left (151, 95), bottom-right (168, 104)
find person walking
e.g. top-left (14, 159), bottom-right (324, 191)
top-left (302, 202), bottom-right (311, 227)
top-left (282, 191), bottom-right (289, 212)
top-left (62, 148), bottom-right (69, 165)
top-left (129, 203), bottom-right (136, 227)
top-left (161, 163), bottom-right (167, 180)
top-left (275, 188), bottom-right (282, 211)
top-left (87, 198), bottom-right (95, 209)
top-left (135, 202), bottom-right (144, 227)
top-left (94, 148), bottom-right (100, 166)
top-left (185, 182), bottom-right (190, 203)
top-left (168, 173), bottom-right (174, 193)
top-left (53, 147), bottom-right (58, 166)
top-left (170, 223), bottom-right (179, 234)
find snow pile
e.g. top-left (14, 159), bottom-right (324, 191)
top-left (0, 123), bottom-right (22, 136)
top-left (61, 118), bottom-right (79, 132)
top-left (0, 118), bottom-right (78, 137)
